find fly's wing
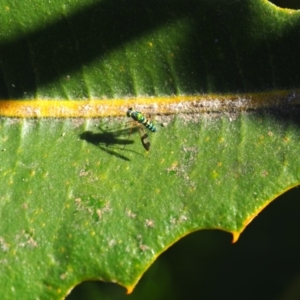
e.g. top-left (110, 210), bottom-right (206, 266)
top-left (138, 126), bottom-right (150, 151)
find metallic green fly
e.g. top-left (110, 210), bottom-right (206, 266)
top-left (126, 108), bottom-right (156, 151)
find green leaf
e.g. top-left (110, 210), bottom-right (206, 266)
top-left (0, 0), bottom-right (299, 299)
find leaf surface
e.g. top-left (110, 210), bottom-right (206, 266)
top-left (0, 0), bottom-right (299, 298)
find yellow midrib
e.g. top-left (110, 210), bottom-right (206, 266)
top-left (0, 89), bottom-right (299, 117)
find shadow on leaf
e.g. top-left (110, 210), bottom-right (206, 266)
top-left (79, 126), bottom-right (141, 161)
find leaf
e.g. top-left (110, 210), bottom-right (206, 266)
top-left (0, 0), bottom-right (299, 299)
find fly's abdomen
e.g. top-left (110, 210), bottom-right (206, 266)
top-left (141, 118), bottom-right (156, 132)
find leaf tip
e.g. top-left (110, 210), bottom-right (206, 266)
top-left (231, 231), bottom-right (241, 243)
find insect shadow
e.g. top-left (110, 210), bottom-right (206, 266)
top-left (79, 124), bottom-right (140, 161)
